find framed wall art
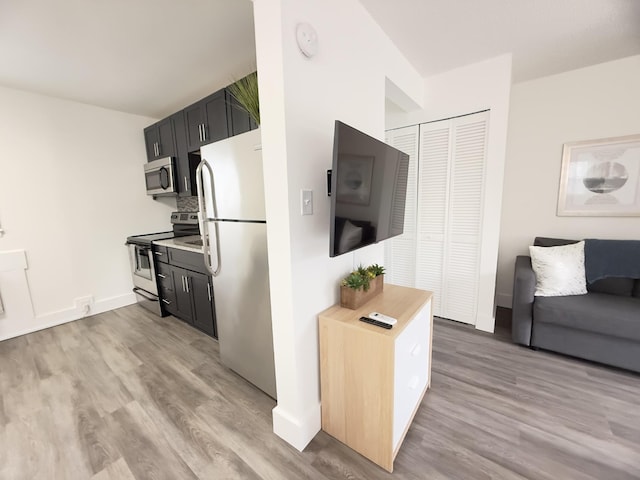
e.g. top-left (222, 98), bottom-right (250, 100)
top-left (557, 134), bottom-right (640, 216)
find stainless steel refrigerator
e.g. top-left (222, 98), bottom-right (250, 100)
top-left (196, 129), bottom-right (276, 398)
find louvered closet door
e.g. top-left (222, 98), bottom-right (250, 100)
top-left (415, 123), bottom-right (451, 316)
top-left (384, 126), bottom-right (419, 287)
top-left (443, 113), bottom-right (488, 324)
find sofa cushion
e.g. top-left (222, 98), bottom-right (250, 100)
top-left (587, 277), bottom-right (635, 296)
top-left (529, 241), bottom-right (587, 297)
top-left (534, 293), bottom-right (640, 342)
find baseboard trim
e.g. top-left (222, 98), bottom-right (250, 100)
top-left (0, 292), bottom-right (136, 342)
top-left (272, 402), bottom-right (321, 452)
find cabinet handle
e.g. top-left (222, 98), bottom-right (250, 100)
top-left (154, 252), bottom-right (164, 256)
top-left (198, 124), bottom-right (203, 142)
top-left (184, 176), bottom-right (189, 192)
top-left (410, 344), bottom-right (422, 356)
top-left (201, 124), bottom-right (207, 141)
top-left (157, 273), bottom-right (166, 279)
top-left (162, 299), bottom-right (171, 305)
top-left (408, 375), bottom-right (420, 390)
top-left (185, 277), bottom-right (190, 293)
top-left (207, 282), bottom-right (211, 302)
top-left (155, 142), bottom-right (159, 157)
top-left (181, 275), bottom-right (186, 292)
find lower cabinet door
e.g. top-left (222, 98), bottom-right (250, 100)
top-left (171, 266), bottom-right (193, 323)
top-left (189, 272), bottom-right (216, 337)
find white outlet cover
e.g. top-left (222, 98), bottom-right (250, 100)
top-left (296, 23), bottom-right (318, 58)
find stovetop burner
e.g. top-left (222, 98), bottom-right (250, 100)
top-left (126, 212), bottom-right (199, 246)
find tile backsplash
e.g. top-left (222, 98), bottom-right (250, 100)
top-left (177, 196), bottom-right (199, 212)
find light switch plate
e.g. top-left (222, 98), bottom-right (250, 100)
top-left (301, 189), bottom-right (313, 215)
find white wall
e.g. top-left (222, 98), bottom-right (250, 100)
top-left (496, 55), bottom-right (640, 307)
top-left (0, 85), bottom-right (175, 340)
top-left (252, 0), bottom-right (423, 450)
top-left (386, 55), bottom-right (513, 332)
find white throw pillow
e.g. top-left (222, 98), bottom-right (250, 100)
top-left (529, 241), bottom-right (587, 297)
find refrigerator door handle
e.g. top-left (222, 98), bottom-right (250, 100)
top-left (196, 158), bottom-right (222, 277)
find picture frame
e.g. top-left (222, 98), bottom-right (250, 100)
top-left (557, 134), bottom-right (640, 216)
top-left (336, 154), bottom-right (374, 206)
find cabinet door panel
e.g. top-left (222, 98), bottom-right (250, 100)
top-left (190, 273), bottom-right (216, 337)
top-left (171, 111), bottom-right (191, 196)
top-left (203, 90), bottom-right (229, 144)
top-left (157, 118), bottom-right (175, 158)
top-left (144, 125), bottom-right (159, 161)
top-left (170, 266), bottom-right (193, 323)
top-left (226, 90), bottom-right (251, 137)
top-left (185, 104), bottom-right (205, 151)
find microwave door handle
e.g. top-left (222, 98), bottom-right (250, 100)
top-left (196, 158), bottom-right (221, 277)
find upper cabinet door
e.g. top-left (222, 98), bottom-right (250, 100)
top-left (144, 119), bottom-right (176, 161)
top-left (184, 89), bottom-right (230, 151)
top-left (203, 90), bottom-right (230, 144)
top-left (170, 110), bottom-right (192, 197)
top-left (184, 103), bottom-right (205, 152)
top-left (156, 118), bottom-right (176, 158)
top-left (225, 90), bottom-right (252, 137)
top-left (144, 124), bottom-right (160, 161)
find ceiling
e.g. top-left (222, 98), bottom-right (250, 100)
top-left (0, 0), bottom-right (257, 118)
top-left (1, 0), bottom-right (638, 119)
top-left (360, 0), bottom-right (640, 82)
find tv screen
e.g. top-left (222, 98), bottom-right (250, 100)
top-left (329, 121), bottom-right (410, 257)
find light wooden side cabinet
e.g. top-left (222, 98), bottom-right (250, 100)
top-left (318, 284), bottom-right (433, 472)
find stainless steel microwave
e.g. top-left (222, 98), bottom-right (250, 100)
top-left (144, 157), bottom-right (177, 196)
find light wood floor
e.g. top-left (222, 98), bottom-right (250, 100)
top-left (1, 305), bottom-right (639, 479)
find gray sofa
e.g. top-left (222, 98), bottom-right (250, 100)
top-left (512, 237), bottom-right (640, 373)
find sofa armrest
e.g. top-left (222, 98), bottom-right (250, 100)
top-left (512, 255), bottom-right (536, 346)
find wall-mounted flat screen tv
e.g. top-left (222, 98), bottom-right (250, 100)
top-left (329, 121), bottom-right (410, 257)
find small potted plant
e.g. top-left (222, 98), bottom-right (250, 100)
top-left (340, 264), bottom-right (385, 309)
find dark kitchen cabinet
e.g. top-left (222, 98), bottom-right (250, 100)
top-left (189, 272), bottom-right (216, 337)
top-left (185, 89), bottom-right (230, 151)
top-left (156, 247), bottom-right (216, 338)
top-left (144, 117), bottom-right (176, 161)
top-left (171, 266), bottom-right (194, 323)
top-left (170, 111), bottom-right (193, 197)
top-left (225, 90), bottom-right (253, 137)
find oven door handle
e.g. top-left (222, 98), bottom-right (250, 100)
top-left (133, 287), bottom-right (158, 302)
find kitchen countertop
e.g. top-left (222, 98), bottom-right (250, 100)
top-left (153, 235), bottom-right (204, 254)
